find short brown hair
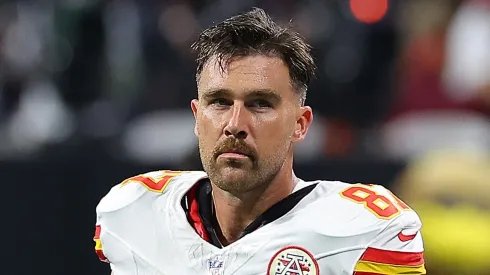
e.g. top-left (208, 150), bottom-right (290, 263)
top-left (191, 8), bottom-right (316, 105)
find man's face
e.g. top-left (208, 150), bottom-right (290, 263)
top-left (191, 55), bottom-right (312, 194)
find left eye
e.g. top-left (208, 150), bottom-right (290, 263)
top-left (249, 100), bottom-right (271, 108)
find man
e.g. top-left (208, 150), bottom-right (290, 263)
top-left (94, 8), bottom-right (425, 275)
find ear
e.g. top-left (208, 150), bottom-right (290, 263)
top-left (191, 99), bottom-right (199, 136)
top-left (292, 106), bottom-right (313, 143)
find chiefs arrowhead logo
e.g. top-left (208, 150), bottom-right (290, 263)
top-left (267, 246), bottom-right (319, 275)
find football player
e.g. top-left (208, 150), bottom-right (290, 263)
top-left (94, 8), bottom-right (425, 275)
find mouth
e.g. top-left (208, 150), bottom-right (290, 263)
top-left (219, 152), bottom-right (250, 159)
top-left (217, 149), bottom-right (251, 160)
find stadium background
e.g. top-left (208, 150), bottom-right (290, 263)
top-left (1, 0), bottom-right (489, 274)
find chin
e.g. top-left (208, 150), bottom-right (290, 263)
top-left (220, 165), bottom-right (249, 179)
top-left (212, 166), bottom-right (255, 193)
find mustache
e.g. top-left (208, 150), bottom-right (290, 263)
top-left (213, 138), bottom-right (256, 159)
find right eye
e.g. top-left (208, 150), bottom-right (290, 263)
top-left (210, 98), bottom-right (231, 106)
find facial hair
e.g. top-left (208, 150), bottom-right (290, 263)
top-left (199, 137), bottom-right (290, 195)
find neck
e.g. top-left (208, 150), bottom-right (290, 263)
top-left (211, 167), bottom-right (297, 246)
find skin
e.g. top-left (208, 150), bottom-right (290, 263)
top-left (191, 54), bottom-right (313, 245)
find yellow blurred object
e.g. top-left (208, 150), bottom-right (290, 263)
top-left (397, 149), bottom-right (490, 207)
top-left (396, 149), bottom-right (490, 274)
top-left (412, 202), bottom-right (490, 274)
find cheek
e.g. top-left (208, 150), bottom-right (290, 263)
top-left (255, 114), bottom-right (295, 143)
top-left (197, 112), bottom-right (223, 145)
top-left (201, 110), bottom-right (224, 131)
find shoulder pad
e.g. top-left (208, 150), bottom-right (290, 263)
top-left (96, 170), bottom-right (205, 213)
top-left (338, 183), bottom-right (413, 221)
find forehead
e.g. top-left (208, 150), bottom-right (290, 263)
top-left (198, 55), bottom-right (294, 97)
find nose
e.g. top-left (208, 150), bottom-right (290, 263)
top-left (224, 102), bottom-right (249, 140)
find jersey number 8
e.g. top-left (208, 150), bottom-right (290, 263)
top-left (340, 185), bottom-right (411, 219)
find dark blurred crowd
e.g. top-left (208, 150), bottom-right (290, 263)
top-left (1, 0), bottom-right (489, 164)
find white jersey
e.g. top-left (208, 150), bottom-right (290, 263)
top-left (94, 170), bottom-right (425, 275)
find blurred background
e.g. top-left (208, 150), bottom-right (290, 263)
top-left (1, 0), bottom-right (489, 274)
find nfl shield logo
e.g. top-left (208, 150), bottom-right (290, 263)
top-left (207, 256), bottom-right (225, 275)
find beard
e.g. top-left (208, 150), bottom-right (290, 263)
top-left (198, 137), bottom-right (289, 195)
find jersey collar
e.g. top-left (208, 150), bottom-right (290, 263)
top-left (182, 179), bottom-right (318, 248)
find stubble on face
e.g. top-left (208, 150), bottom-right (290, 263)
top-left (194, 55), bottom-right (298, 196)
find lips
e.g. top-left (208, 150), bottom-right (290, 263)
top-left (218, 150), bottom-right (251, 160)
top-left (219, 149), bottom-right (249, 157)
top-left (216, 147), bottom-right (254, 160)
top-left (219, 152), bottom-right (249, 160)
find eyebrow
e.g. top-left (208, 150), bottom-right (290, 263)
top-left (201, 88), bottom-right (282, 102)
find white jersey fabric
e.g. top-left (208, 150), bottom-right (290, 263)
top-left (94, 170), bottom-right (425, 275)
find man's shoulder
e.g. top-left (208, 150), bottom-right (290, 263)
top-left (304, 180), bottom-right (421, 231)
top-left (96, 170), bottom-right (207, 214)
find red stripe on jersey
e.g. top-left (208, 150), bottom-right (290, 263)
top-left (186, 184), bottom-right (210, 242)
top-left (94, 225), bottom-right (102, 239)
top-left (95, 248), bottom-right (108, 262)
top-left (359, 247), bottom-right (424, 266)
top-left (93, 225), bottom-right (109, 262)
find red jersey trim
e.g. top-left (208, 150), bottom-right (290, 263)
top-left (186, 184), bottom-right (211, 242)
top-left (93, 225), bottom-right (109, 263)
top-left (359, 247), bottom-right (424, 266)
